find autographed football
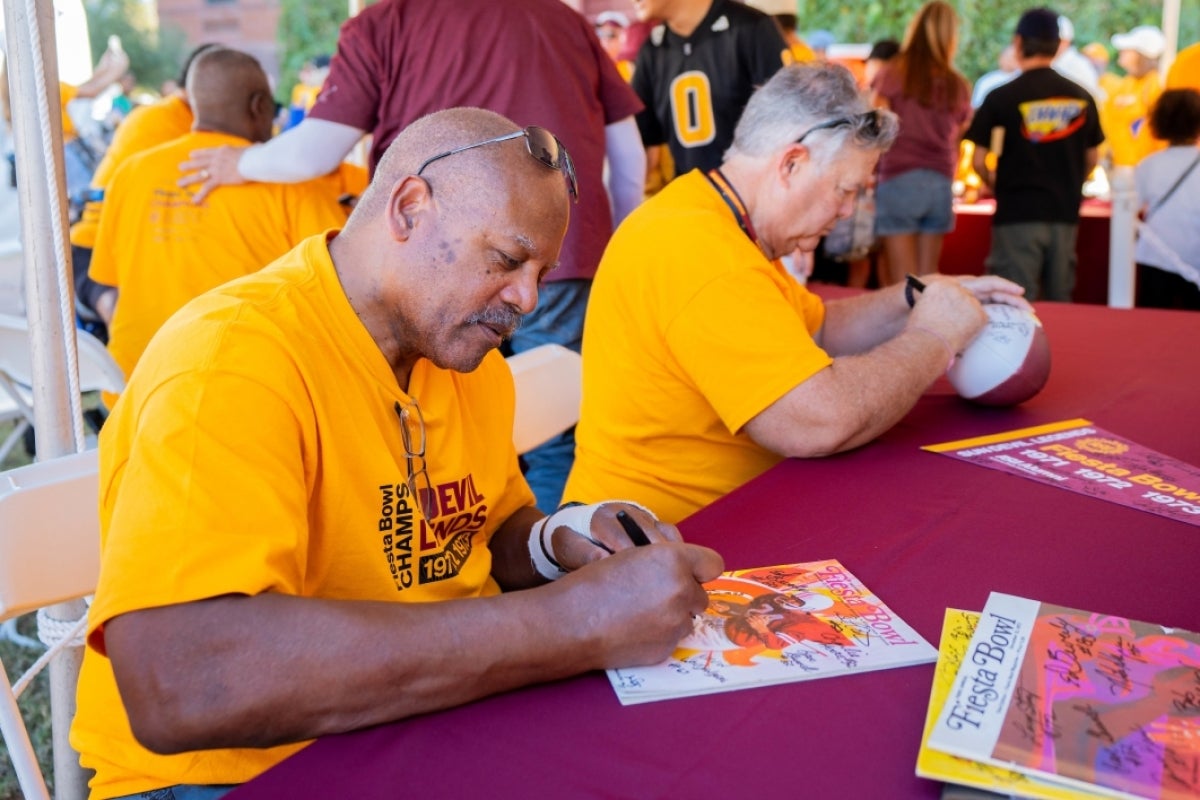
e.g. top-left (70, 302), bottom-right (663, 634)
top-left (947, 304), bottom-right (1051, 406)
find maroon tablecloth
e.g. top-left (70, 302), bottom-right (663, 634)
top-left (228, 301), bottom-right (1200, 800)
top-left (939, 200), bottom-right (1112, 305)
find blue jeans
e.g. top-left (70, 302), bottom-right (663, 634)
top-left (505, 279), bottom-right (590, 511)
top-left (113, 785), bottom-right (237, 800)
top-left (63, 138), bottom-right (97, 217)
top-left (875, 169), bottom-right (955, 235)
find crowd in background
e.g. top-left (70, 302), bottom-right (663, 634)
top-left (0, 0), bottom-right (1194, 468)
top-left (0, 1), bottom-right (1195, 419)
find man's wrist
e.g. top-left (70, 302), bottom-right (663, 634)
top-left (528, 500), bottom-right (659, 579)
top-left (528, 515), bottom-right (568, 581)
top-left (909, 325), bottom-right (957, 373)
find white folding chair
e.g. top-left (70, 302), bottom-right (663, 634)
top-left (0, 312), bottom-right (125, 460)
top-left (505, 344), bottom-right (583, 454)
top-left (0, 239), bottom-right (24, 318)
top-left (0, 450), bottom-right (100, 800)
top-left (0, 391), bottom-right (25, 464)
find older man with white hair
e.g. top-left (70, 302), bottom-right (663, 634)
top-left (565, 63), bottom-right (1030, 523)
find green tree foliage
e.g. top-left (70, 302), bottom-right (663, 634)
top-left (795, 0), bottom-right (1200, 83)
top-left (84, 0), bottom-right (187, 94)
top-left (276, 0), bottom-right (346, 105)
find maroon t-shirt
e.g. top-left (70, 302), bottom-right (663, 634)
top-left (310, 0), bottom-right (643, 282)
top-left (872, 63), bottom-right (971, 182)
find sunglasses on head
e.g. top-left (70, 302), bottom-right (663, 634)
top-left (794, 109), bottom-right (884, 145)
top-left (416, 125), bottom-right (578, 202)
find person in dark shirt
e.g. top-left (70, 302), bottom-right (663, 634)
top-left (631, 0), bottom-right (789, 177)
top-left (965, 7), bottom-right (1104, 301)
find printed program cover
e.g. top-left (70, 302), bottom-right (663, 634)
top-left (917, 609), bottom-right (1108, 799)
top-left (607, 559), bottom-right (937, 705)
top-left (927, 593), bottom-right (1200, 800)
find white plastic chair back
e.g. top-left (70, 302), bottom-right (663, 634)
top-left (0, 312), bottom-right (124, 460)
top-left (0, 312), bottom-right (125, 396)
top-left (506, 344), bottom-right (582, 454)
top-left (0, 450), bottom-right (100, 800)
top-left (0, 239), bottom-right (24, 318)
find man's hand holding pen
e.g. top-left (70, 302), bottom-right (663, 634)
top-left (529, 500), bottom-right (682, 580)
top-left (524, 500), bottom-right (722, 667)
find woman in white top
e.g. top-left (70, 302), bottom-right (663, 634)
top-left (1135, 88), bottom-right (1200, 310)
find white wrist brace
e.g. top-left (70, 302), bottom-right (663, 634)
top-left (527, 500), bottom-right (657, 580)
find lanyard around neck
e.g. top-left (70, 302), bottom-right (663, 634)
top-left (703, 168), bottom-right (758, 246)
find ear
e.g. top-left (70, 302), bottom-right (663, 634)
top-left (778, 143), bottom-right (810, 186)
top-left (248, 90), bottom-right (272, 120)
top-left (385, 176), bottom-right (432, 243)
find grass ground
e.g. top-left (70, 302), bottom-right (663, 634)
top-left (0, 612), bottom-right (55, 798)
top-left (0, 402), bottom-right (99, 798)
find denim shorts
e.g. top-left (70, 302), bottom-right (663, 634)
top-left (874, 169), bottom-right (955, 235)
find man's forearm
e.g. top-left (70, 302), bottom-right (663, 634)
top-left (819, 283), bottom-right (910, 356)
top-left (604, 118), bottom-right (646, 224)
top-left (238, 118), bottom-right (365, 183)
top-left (105, 545), bottom-right (715, 755)
top-left (106, 590), bottom-right (597, 753)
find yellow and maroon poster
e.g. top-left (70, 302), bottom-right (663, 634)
top-left (924, 418), bottom-right (1200, 527)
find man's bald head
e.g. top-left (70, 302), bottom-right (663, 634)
top-left (186, 48), bottom-right (275, 143)
top-left (329, 107), bottom-right (572, 380)
top-left (350, 107), bottom-right (571, 224)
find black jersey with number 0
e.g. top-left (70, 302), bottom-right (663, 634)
top-left (632, 0), bottom-right (789, 175)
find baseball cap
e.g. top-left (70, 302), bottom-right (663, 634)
top-left (595, 10), bottom-right (630, 28)
top-left (1111, 25), bottom-right (1165, 60)
top-left (807, 30), bottom-right (836, 52)
top-left (1057, 15), bottom-right (1074, 42)
top-left (1081, 42), bottom-right (1109, 61)
top-left (1015, 8), bottom-right (1061, 42)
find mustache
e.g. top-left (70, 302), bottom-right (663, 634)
top-left (465, 305), bottom-right (523, 338)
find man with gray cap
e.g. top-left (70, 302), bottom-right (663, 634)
top-left (966, 7), bottom-right (1104, 301)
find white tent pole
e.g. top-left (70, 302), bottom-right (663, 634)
top-left (2, 0), bottom-right (90, 796)
top-left (1108, 166), bottom-right (1138, 309)
top-left (1161, 0), bottom-right (1180, 76)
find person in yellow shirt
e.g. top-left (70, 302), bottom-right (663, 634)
top-left (744, 1), bottom-right (817, 64)
top-left (1167, 41), bottom-right (1200, 91)
top-left (71, 43), bottom-right (221, 330)
top-left (70, 105), bottom-right (721, 799)
top-left (1103, 25), bottom-right (1166, 167)
top-left (60, 41), bottom-right (129, 210)
top-left (1081, 41), bottom-right (1123, 100)
top-left (563, 64), bottom-right (1031, 523)
top-left (283, 54), bottom-right (331, 130)
top-left (87, 47), bottom-right (352, 405)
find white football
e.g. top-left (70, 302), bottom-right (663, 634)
top-left (946, 305), bottom-right (1051, 406)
